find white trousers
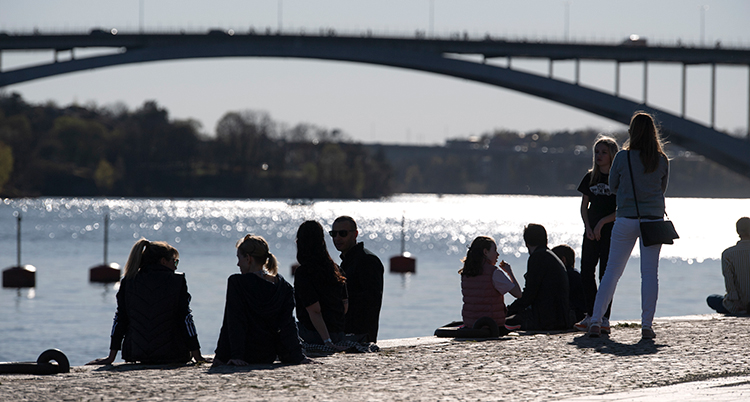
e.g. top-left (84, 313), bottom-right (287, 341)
top-left (591, 218), bottom-right (662, 328)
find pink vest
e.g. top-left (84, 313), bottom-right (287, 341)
top-left (461, 262), bottom-right (506, 327)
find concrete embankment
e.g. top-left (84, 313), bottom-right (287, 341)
top-left (2, 314), bottom-right (750, 401)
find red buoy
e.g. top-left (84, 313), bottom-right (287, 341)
top-left (89, 263), bottom-right (121, 283)
top-left (389, 215), bottom-right (416, 273)
top-left (390, 253), bottom-right (416, 273)
top-left (2, 265), bottom-right (36, 288)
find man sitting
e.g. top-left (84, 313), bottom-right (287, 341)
top-left (506, 224), bottom-right (571, 330)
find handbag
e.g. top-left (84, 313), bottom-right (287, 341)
top-left (626, 151), bottom-right (679, 247)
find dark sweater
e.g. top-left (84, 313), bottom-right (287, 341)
top-left (508, 246), bottom-right (571, 330)
top-left (340, 242), bottom-right (384, 342)
top-left (293, 263), bottom-right (348, 336)
top-left (214, 273), bottom-right (304, 364)
top-left (110, 264), bottom-right (200, 363)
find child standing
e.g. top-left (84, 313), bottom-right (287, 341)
top-left (575, 136), bottom-right (619, 333)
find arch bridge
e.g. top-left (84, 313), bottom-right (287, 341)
top-left (1, 31), bottom-right (749, 178)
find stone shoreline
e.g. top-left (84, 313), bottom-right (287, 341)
top-left (2, 314), bottom-right (750, 401)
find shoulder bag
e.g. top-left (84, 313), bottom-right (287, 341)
top-left (627, 151), bottom-right (679, 247)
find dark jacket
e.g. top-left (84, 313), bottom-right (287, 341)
top-left (508, 246), bottom-right (571, 330)
top-left (293, 263), bottom-right (348, 336)
top-left (110, 264), bottom-right (200, 363)
top-left (340, 242), bottom-right (384, 342)
top-left (214, 273), bottom-right (305, 364)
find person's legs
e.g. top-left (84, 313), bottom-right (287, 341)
top-left (707, 294), bottom-right (730, 314)
top-left (598, 223), bottom-right (614, 319)
top-left (639, 221), bottom-right (663, 329)
top-left (591, 219), bottom-right (639, 326)
top-left (580, 235), bottom-right (599, 316)
top-left (296, 322), bottom-right (323, 344)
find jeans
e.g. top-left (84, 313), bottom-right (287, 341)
top-left (591, 218), bottom-right (662, 328)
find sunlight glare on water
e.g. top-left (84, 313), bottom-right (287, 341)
top-left (0, 195), bottom-right (747, 366)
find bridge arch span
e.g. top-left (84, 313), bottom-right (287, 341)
top-left (2, 36), bottom-right (749, 177)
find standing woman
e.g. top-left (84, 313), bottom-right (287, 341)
top-left (294, 220), bottom-right (348, 348)
top-left (87, 239), bottom-right (207, 365)
top-left (588, 112), bottom-right (670, 339)
top-left (575, 135), bottom-right (619, 333)
top-left (459, 236), bottom-right (522, 330)
top-left (213, 235), bottom-right (309, 365)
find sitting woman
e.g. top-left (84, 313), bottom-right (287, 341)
top-left (87, 239), bottom-right (207, 365)
top-left (294, 220), bottom-right (348, 348)
top-left (213, 234), bottom-right (310, 365)
top-left (460, 236), bottom-right (522, 330)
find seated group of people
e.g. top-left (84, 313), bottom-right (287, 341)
top-left (460, 223), bottom-right (587, 333)
top-left (88, 216), bottom-right (384, 366)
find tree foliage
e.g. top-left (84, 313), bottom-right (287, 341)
top-left (0, 93), bottom-right (392, 199)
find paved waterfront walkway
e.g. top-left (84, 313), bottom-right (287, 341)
top-left (2, 314), bottom-right (750, 401)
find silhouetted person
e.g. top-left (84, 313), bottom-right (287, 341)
top-left (552, 244), bottom-right (587, 323)
top-left (460, 236), bottom-right (521, 330)
top-left (707, 217), bottom-right (750, 315)
top-left (87, 239), bottom-right (207, 365)
top-left (331, 216), bottom-right (384, 343)
top-left (294, 220), bottom-right (348, 349)
top-left (213, 235), bottom-right (310, 366)
top-left (506, 224), bottom-right (571, 330)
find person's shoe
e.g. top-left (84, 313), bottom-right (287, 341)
top-left (601, 317), bottom-right (611, 334)
top-left (588, 324), bottom-right (601, 338)
top-left (642, 327), bottom-right (656, 339)
top-left (504, 323), bottom-right (521, 331)
top-left (574, 314), bottom-right (590, 331)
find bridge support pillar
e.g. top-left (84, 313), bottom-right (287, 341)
top-left (711, 63), bottom-right (716, 128)
top-left (615, 61), bottom-right (620, 97)
top-left (643, 61), bottom-right (648, 104)
top-left (681, 64), bottom-right (687, 117)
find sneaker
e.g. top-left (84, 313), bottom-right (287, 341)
top-left (574, 314), bottom-right (590, 331)
top-left (642, 327), bottom-right (656, 339)
top-left (504, 323), bottom-right (521, 331)
top-left (601, 317), bottom-right (611, 334)
top-left (588, 324), bottom-right (601, 338)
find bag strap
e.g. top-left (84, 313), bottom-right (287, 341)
top-left (627, 150), bottom-right (670, 222)
top-left (626, 150), bottom-right (642, 222)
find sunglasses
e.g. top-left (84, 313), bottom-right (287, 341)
top-left (329, 230), bottom-right (351, 238)
top-left (174, 258), bottom-right (179, 267)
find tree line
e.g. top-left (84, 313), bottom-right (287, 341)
top-left (0, 92), bottom-right (391, 199)
top-left (2, 92), bottom-right (748, 199)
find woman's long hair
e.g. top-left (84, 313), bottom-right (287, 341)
top-left (459, 236), bottom-right (496, 277)
top-left (123, 238), bottom-right (178, 280)
top-left (296, 220), bottom-right (346, 284)
top-left (624, 112), bottom-right (667, 173)
top-left (589, 135), bottom-right (619, 185)
top-left (237, 234), bottom-right (279, 276)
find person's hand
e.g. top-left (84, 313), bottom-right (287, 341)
top-left (593, 222), bottom-right (604, 240)
top-left (228, 359), bottom-right (249, 366)
top-left (85, 356), bottom-right (114, 365)
top-left (498, 260), bottom-right (512, 273)
top-left (585, 226), bottom-right (595, 241)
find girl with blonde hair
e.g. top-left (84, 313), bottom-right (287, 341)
top-left (88, 239), bottom-right (207, 365)
top-left (213, 234), bottom-right (310, 365)
top-left (575, 135), bottom-right (619, 333)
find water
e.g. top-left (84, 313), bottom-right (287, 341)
top-left (1, 195), bottom-right (747, 366)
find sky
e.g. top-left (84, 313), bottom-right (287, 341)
top-left (1, 0), bottom-right (749, 144)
